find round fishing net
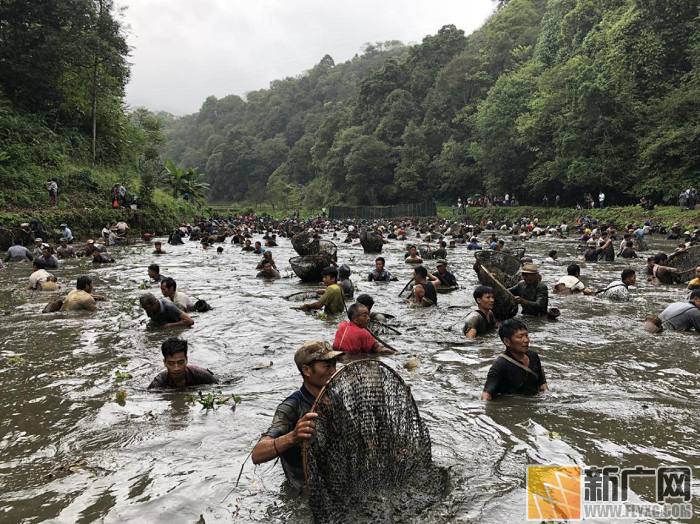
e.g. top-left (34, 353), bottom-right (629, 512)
top-left (668, 246), bottom-right (700, 282)
top-left (303, 360), bottom-right (444, 524)
top-left (474, 251), bottom-right (521, 320)
top-left (418, 243), bottom-right (432, 260)
top-left (506, 247), bottom-right (526, 259)
top-left (359, 230), bottom-right (384, 253)
top-left (289, 255), bottom-right (333, 282)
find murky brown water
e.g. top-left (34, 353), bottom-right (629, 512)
top-left (1, 230), bottom-right (698, 523)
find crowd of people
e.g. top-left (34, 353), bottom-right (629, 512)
top-left (2, 209), bottom-right (699, 488)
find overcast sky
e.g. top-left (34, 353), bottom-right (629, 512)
top-left (117, 0), bottom-right (496, 116)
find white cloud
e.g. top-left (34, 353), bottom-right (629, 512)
top-left (117, 0), bottom-right (496, 115)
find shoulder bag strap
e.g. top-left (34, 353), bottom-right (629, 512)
top-left (498, 353), bottom-right (539, 378)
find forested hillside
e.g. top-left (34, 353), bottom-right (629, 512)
top-left (0, 0), bottom-right (195, 233)
top-left (163, 0), bottom-right (700, 209)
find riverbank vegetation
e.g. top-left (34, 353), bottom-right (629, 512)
top-left (0, 1), bottom-right (199, 236)
top-left (161, 0), bottom-right (700, 210)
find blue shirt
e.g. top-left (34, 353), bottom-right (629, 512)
top-left (61, 228), bottom-right (73, 242)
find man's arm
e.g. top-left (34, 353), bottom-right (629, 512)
top-left (252, 412), bottom-right (319, 464)
top-left (301, 300), bottom-right (323, 311)
top-left (465, 328), bottom-right (478, 339)
top-left (164, 311), bottom-right (194, 328)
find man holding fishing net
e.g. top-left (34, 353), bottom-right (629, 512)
top-left (252, 341), bottom-right (342, 488)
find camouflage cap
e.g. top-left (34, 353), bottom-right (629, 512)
top-left (294, 340), bottom-right (343, 370)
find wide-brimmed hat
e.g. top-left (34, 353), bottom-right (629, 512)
top-left (338, 264), bottom-right (351, 278)
top-left (294, 341), bottom-right (343, 370)
top-left (521, 263), bottom-right (539, 274)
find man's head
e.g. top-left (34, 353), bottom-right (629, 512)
top-left (160, 277), bottom-right (177, 298)
top-left (35, 238), bottom-right (42, 245)
top-left (436, 259), bottom-right (447, 274)
top-left (375, 257), bottom-right (385, 271)
top-left (321, 266), bottom-right (338, 286)
top-left (654, 253), bottom-right (668, 266)
top-left (347, 303), bottom-right (370, 328)
top-left (548, 250), bottom-right (557, 259)
top-left (498, 318), bottom-right (529, 353)
top-left (621, 268), bottom-right (636, 286)
top-left (244, 239), bottom-right (251, 246)
top-left (413, 265), bottom-right (428, 281)
top-left (41, 246), bottom-right (51, 258)
top-left (60, 224), bottom-right (67, 230)
top-left (154, 241), bottom-right (162, 249)
top-left (647, 256), bottom-right (655, 266)
top-left (294, 340), bottom-right (342, 386)
top-left (473, 285), bottom-right (494, 310)
top-left (254, 241), bottom-right (262, 248)
top-left (139, 293), bottom-right (160, 315)
top-left (76, 276), bottom-right (93, 293)
top-left (91, 249), bottom-right (102, 259)
top-left (567, 264), bottom-right (581, 277)
top-left (695, 266), bottom-right (700, 280)
top-left (262, 260), bottom-right (273, 273)
top-left (161, 337), bottom-right (188, 379)
top-left (33, 259), bottom-right (46, 271)
top-left (690, 289), bottom-right (700, 309)
top-left (356, 294), bottom-right (374, 312)
top-left (60, 239), bottom-right (67, 247)
top-left (408, 245), bottom-right (417, 255)
top-left (626, 241), bottom-right (634, 248)
top-left (521, 263), bottom-right (539, 285)
top-left (338, 264), bottom-right (351, 279)
top-left (148, 264), bottom-right (160, 280)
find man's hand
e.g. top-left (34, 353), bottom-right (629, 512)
top-left (291, 412), bottom-right (318, 444)
top-left (513, 296), bottom-right (528, 305)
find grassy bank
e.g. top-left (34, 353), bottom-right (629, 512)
top-left (212, 201), bottom-right (700, 231)
top-left (438, 205), bottom-right (700, 230)
top-left (0, 163), bottom-right (200, 239)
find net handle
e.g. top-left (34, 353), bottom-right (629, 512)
top-left (301, 359), bottom-right (407, 484)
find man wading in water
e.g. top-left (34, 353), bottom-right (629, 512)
top-left (656, 289), bottom-right (700, 332)
top-left (406, 266), bottom-right (439, 307)
top-left (464, 286), bottom-right (497, 339)
top-left (481, 319), bottom-right (548, 400)
top-left (509, 263), bottom-right (548, 316)
top-left (148, 338), bottom-right (217, 388)
top-left (300, 267), bottom-right (345, 315)
top-left (252, 341), bottom-right (342, 488)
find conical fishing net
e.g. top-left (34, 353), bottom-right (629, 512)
top-left (303, 360), bottom-right (444, 524)
top-left (359, 230), bottom-right (384, 254)
top-left (668, 245), bottom-right (700, 281)
top-left (474, 251), bottom-right (521, 320)
top-left (289, 255), bottom-right (333, 282)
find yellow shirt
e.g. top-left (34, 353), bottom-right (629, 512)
top-left (319, 284), bottom-right (345, 315)
top-left (688, 278), bottom-right (700, 290)
top-left (60, 289), bottom-right (96, 311)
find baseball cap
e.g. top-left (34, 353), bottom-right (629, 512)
top-left (294, 341), bottom-right (342, 370)
top-left (87, 239), bottom-right (95, 244)
top-left (35, 237), bottom-right (43, 242)
top-left (436, 259), bottom-right (447, 266)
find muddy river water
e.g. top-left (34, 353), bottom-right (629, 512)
top-left (1, 230), bottom-right (698, 523)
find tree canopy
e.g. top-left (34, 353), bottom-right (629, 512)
top-left (159, 0), bottom-right (700, 207)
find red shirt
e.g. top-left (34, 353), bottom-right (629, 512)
top-left (333, 321), bottom-right (375, 355)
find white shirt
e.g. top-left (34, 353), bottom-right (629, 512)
top-left (28, 269), bottom-right (52, 289)
top-left (599, 193), bottom-right (605, 201)
top-left (170, 291), bottom-right (196, 312)
top-left (557, 275), bottom-right (585, 291)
